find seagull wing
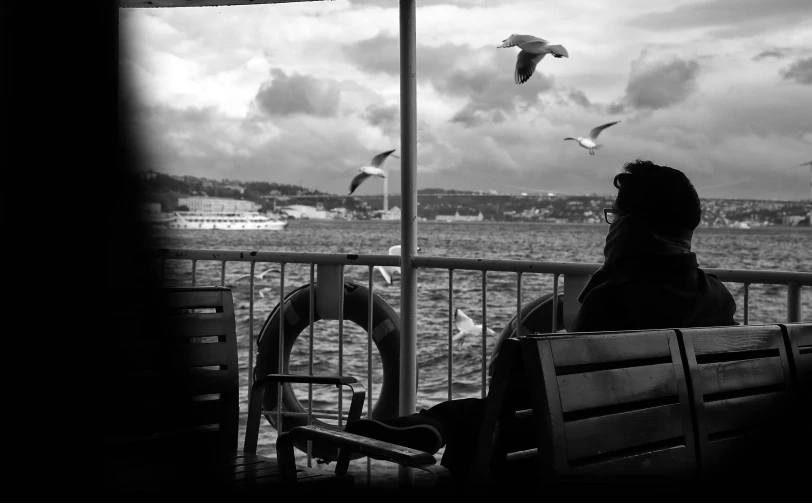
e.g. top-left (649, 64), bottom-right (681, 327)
top-left (545, 44), bottom-right (569, 58)
top-left (349, 171), bottom-right (371, 195)
top-left (454, 308), bottom-right (476, 333)
top-left (589, 121), bottom-right (620, 140)
top-left (234, 274), bottom-right (251, 283)
top-left (257, 268), bottom-right (280, 280)
top-left (388, 245), bottom-right (401, 255)
top-left (370, 149), bottom-right (396, 168)
top-left (498, 33), bottom-right (548, 49)
top-left (515, 51), bottom-right (546, 84)
top-left (376, 265), bottom-right (393, 285)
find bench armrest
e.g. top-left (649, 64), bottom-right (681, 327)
top-left (244, 374), bottom-right (366, 454)
top-left (277, 425), bottom-right (452, 485)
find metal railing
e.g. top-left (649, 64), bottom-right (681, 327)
top-left (154, 248), bottom-right (811, 412)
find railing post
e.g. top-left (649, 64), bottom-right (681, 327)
top-left (399, 0), bottom-right (417, 489)
top-left (787, 282), bottom-right (801, 323)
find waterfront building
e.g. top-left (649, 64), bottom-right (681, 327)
top-left (278, 204), bottom-right (331, 220)
top-left (435, 211), bottom-right (485, 222)
top-left (177, 196), bottom-right (260, 212)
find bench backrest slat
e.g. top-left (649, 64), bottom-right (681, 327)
top-left (521, 330), bottom-right (697, 481)
top-left (779, 322), bottom-right (812, 397)
top-left (678, 324), bottom-right (794, 478)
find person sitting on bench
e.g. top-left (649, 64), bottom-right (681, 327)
top-left (346, 159), bottom-right (738, 486)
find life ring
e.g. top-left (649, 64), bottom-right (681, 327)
top-left (488, 292), bottom-right (566, 375)
top-left (254, 282), bottom-right (401, 462)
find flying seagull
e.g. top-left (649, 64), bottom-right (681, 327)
top-left (375, 244), bottom-right (422, 285)
top-left (564, 121), bottom-right (621, 155)
top-left (452, 308), bottom-right (496, 348)
top-left (233, 267), bottom-right (280, 284)
top-left (497, 34), bottom-right (569, 85)
top-left (349, 149), bottom-right (396, 195)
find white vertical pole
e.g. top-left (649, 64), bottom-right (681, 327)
top-left (398, 0), bottom-right (418, 489)
top-left (384, 172), bottom-right (389, 215)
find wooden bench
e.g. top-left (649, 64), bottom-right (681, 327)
top-left (215, 319), bottom-right (810, 495)
top-left (104, 286), bottom-right (447, 496)
top-left (352, 322), bottom-right (812, 495)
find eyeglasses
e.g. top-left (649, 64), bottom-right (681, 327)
top-left (603, 208), bottom-right (625, 224)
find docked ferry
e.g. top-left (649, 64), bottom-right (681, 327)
top-left (167, 211), bottom-right (288, 230)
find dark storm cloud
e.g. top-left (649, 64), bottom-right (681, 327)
top-left (253, 69), bottom-right (341, 117)
top-left (627, 0), bottom-right (810, 37)
top-left (343, 32), bottom-right (466, 83)
top-left (441, 62), bottom-right (553, 125)
top-left (567, 89), bottom-right (592, 109)
top-left (780, 57), bottom-right (812, 85)
top-left (363, 103), bottom-right (400, 134)
top-left (347, 0), bottom-right (487, 6)
top-left (753, 48), bottom-right (788, 61)
top-left (610, 52), bottom-right (700, 112)
top-left (345, 32), bottom-right (556, 126)
top-left (364, 103), bottom-right (399, 126)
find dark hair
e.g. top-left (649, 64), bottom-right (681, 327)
top-left (613, 159), bottom-right (701, 230)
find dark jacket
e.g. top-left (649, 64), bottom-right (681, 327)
top-left (572, 214), bottom-right (737, 332)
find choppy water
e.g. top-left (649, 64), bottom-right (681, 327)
top-left (151, 220), bottom-right (811, 452)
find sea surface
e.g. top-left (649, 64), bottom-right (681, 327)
top-left (151, 220), bottom-right (811, 458)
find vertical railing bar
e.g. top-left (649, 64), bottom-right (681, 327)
top-left (743, 283), bottom-right (750, 325)
top-left (338, 266), bottom-right (345, 431)
top-left (447, 269), bottom-right (454, 403)
top-left (276, 263), bottom-right (286, 437)
top-left (516, 272), bottom-right (523, 337)
top-left (191, 259), bottom-right (197, 287)
top-left (367, 265), bottom-right (374, 487)
top-left (307, 263), bottom-right (315, 467)
top-left (552, 273), bottom-right (560, 332)
top-left (787, 282), bottom-right (801, 323)
top-left (481, 270), bottom-right (487, 399)
top-left (248, 261), bottom-right (255, 391)
top-left (220, 261), bottom-right (226, 286)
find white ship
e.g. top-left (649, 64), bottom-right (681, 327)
top-left (167, 211), bottom-right (288, 230)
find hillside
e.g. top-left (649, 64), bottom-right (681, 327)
top-left (136, 172), bottom-right (811, 227)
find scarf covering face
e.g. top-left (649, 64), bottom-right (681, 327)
top-left (578, 213), bottom-right (697, 302)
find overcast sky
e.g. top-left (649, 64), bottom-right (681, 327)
top-left (120, 0), bottom-right (811, 200)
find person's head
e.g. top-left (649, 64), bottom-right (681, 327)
top-left (611, 159), bottom-right (701, 232)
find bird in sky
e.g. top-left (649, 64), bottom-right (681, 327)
top-left (452, 308), bottom-right (496, 348)
top-left (349, 149), bottom-right (396, 195)
top-left (564, 121), bottom-right (621, 155)
top-left (232, 267), bottom-right (280, 284)
top-left (497, 34), bottom-right (569, 85)
top-left (375, 245), bottom-right (422, 285)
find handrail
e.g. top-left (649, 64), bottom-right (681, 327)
top-left (154, 248), bottom-right (812, 286)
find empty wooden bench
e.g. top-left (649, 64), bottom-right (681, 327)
top-left (104, 286), bottom-right (446, 496)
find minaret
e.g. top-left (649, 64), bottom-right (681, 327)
top-left (383, 171), bottom-right (388, 214)
top-left (806, 161), bottom-right (812, 200)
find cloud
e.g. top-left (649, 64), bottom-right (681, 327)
top-left (347, 0), bottom-right (488, 6)
top-left (345, 32), bottom-right (556, 126)
top-left (627, 0), bottom-right (811, 38)
top-left (752, 48), bottom-right (789, 61)
top-left (567, 89), bottom-right (592, 109)
top-left (253, 69), bottom-right (341, 117)
top-left (343, 32), bottom-right (471, 84)
top-left (780, 57), bottom-right (812, 85)
top-left (609, 50), bottom-right (700, 112)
